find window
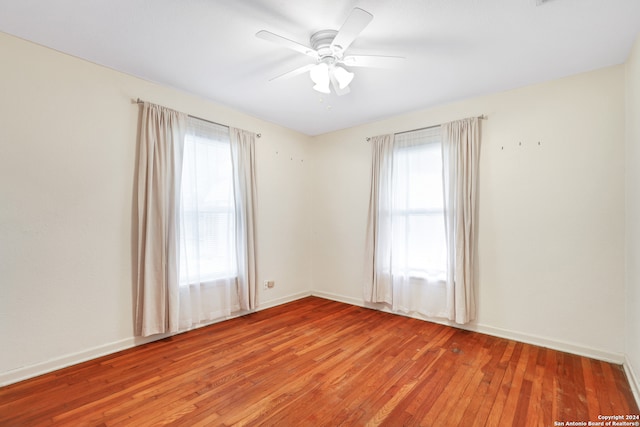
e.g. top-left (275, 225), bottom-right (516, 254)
top-left (179, 118), bottom-right (236, 287)
top-left (365, 118), bottom-right (479, 322)
top-left (135, 102), bottom-right (259, 335)
top-left (391, 127), bottom-right (446, 282)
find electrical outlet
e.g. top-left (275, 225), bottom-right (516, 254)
top-left (263, 280), bottom-right (275, 290)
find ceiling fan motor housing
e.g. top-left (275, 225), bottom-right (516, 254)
top-left (311, 30), bottom-right (342, 62)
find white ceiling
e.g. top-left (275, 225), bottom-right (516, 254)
top-left (1, 0), bottom-right (639, 135)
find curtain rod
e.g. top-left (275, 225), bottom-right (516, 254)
top-left (365, 115), bottom-right (487, 141)
top-left (134, 98), bottom-right (261, 138)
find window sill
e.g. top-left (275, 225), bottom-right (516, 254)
top-left (180, 276), bottom-right (237, 288)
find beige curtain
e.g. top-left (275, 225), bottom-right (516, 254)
top-left (135, 102), bottom-right (187, 336)
top-left (442, 117), bottom-right (480, 324)
top-left (230, 128), bottom-right (258, 310)
top-left (364, 134), bottom-right (394, 304)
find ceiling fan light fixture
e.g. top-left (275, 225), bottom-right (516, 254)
top-left (310, 63), bottom-right (331, 93)
top-left (333, 65), bottom-right (354, 89)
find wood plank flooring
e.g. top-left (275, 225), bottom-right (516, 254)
top-left (1, 297), bottom-right (638, 426)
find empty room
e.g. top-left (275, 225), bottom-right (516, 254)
top-left (1, 0), bottom-right (639, 425)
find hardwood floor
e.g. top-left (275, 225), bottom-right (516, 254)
top-left (1, 297), bottom-right (638, 426)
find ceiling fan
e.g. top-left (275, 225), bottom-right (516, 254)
top-left (256, 7), bottom-right (404, 96)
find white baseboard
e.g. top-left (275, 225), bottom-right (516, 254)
top-left (311, 290), bottom-right (364, 307)
top-left (0, 335), bottom-right (161, 387)
top-left (467, 323), bottom-right (624, 364)
top-left (624, 355), bottom-right (640, 408)
top-left (258, 291), bottom-right (312, 311)
top-left (311, 290), bottom-right (626, 365)
top-left (0, 291), bottom-right (313, 387)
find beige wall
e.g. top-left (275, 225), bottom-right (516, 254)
top-left (625, 32), bottom-right (640, 400)
top-left (0, 32), bottom-right (313, 384)
top-left (311, 65), bottom-right (627, 362)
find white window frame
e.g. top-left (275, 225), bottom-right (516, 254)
top-left (391, 129), bottom-right (447, 283)
top-left (178, 119), bottom-right (237, 288)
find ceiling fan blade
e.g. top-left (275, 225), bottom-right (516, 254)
top-left (342, 55), bottom-right (405, 69)
top-left (256, 30), bottom-right (319, 59)
top-left (330, 8), bottom-right (373, 52)
top-left (269, 63), bottom-right (316, 81)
